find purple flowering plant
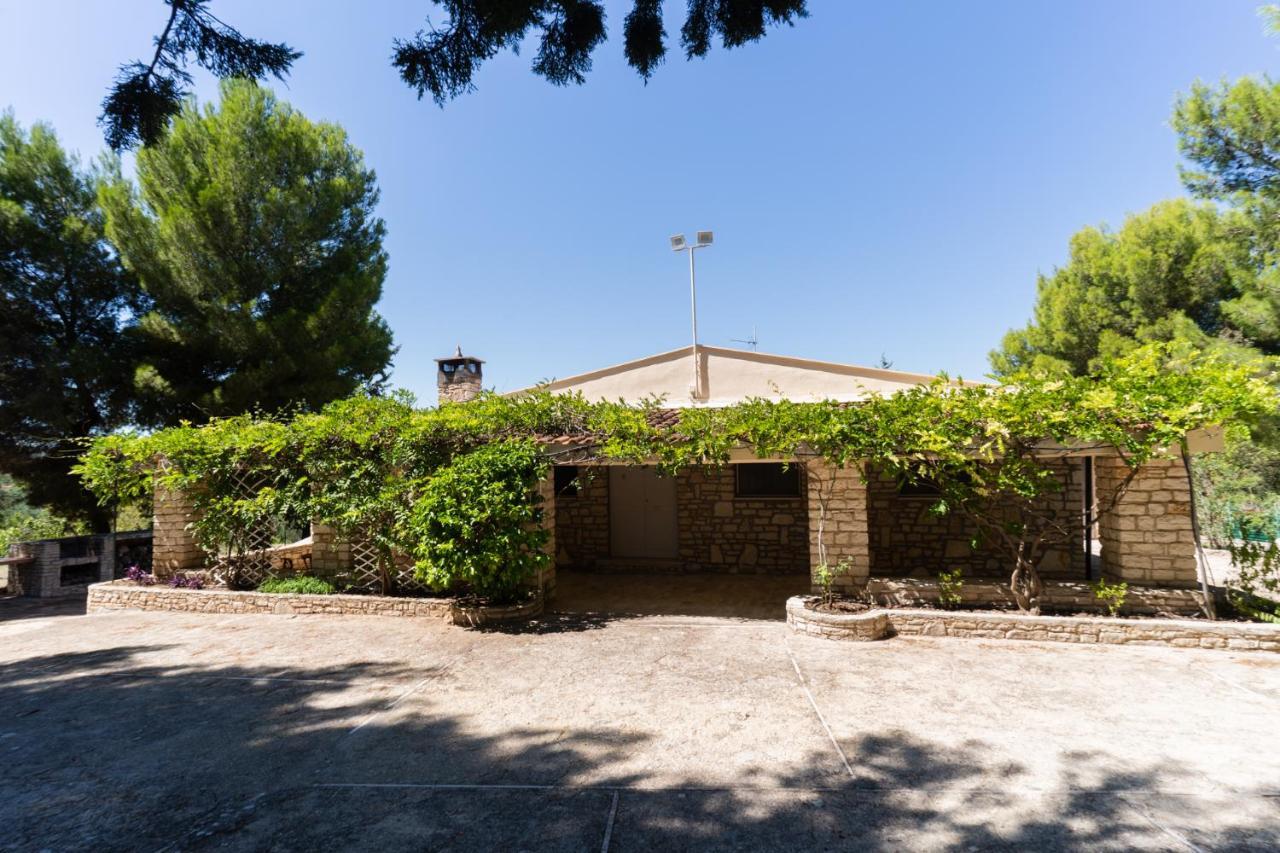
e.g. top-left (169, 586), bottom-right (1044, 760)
top-left (124, 564), bottom-right (155, 585)
top-left (168, 572), bottom-right (205, 590)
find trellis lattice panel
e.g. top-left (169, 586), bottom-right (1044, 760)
top-left (208, 469), bottom-right (276, 589)
top-left (342, 534), bottom-right (429, 595)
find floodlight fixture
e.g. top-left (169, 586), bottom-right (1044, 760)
top-left (668, 229), bottom-right (715, 400)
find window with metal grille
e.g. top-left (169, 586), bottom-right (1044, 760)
top-left (735, 463), bottom-right (801, 498)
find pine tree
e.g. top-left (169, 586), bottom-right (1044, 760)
top-left (0, 114), bottom-right (140, 528)
top-left (102, 1), bottom-right (809, 149)
top-left (100, 80), bottom-right (395, 427)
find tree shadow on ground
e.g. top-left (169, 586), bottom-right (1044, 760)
top-left (1, 644), bottom-right (1277, 851)
top-left (0, 594), bottom-right (86, 623)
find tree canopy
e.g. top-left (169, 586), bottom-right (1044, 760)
top-left (1173, 75), bottom-right (1280, 348)
top-left (994, 65), bottom-right (1280, 548)
top-left (0, 114), bottom-right (140, 528)
top-left (102, 0), bottom-right (299, 150)
top-left (991, 200), bottom-right (1263, 377)
top-left (100, 80), bottom-right (395, 427)
top-left (103, 0), bottom-right (809, 149)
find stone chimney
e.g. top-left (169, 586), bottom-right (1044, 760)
top-left (435, 345), bottom-right (484, 404)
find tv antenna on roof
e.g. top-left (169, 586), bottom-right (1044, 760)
top-left (731, 326), bottom-right (759, 351)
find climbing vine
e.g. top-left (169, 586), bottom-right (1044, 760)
top-left (74, 343), bottom-right (1275, 609)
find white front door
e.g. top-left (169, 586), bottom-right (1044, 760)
top-left (609, 467), bottom-right (678, 560)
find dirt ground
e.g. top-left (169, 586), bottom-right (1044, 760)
top-left (2, 578), bottom-right (1279, 851)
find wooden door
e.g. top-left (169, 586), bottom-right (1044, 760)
top-left (609, 467), bottom-right (678, 559)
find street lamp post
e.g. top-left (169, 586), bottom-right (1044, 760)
top-left (670, 231), bottom-right (714, 399)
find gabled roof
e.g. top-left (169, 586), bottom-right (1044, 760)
top-left (519, 345), bottom-right (967, 407)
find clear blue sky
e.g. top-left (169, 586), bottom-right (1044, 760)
top-left (2, 1), bottom-right (1275, 396)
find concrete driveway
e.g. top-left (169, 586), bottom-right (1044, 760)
top-left (1, 596), bottom-right (1279, 851)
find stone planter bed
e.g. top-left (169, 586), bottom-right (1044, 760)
top-left (87, 580), bottom-right (542, 626)
top-left (786, 596), bottom-right (1280, 651)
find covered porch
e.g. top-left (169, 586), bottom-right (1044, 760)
top-left (541, 452), bottom-right (1202, 607)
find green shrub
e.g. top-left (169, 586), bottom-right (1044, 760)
top-left (813, 561), bottom-right (838, 605)
top-left (404, 439), bottom-right (549, 603)
top-left (1227, 537), bottom-right (1280, 622)
top-left (937, 567), bottom-right (964, 609)
top-left (257, 576), bottom-right (335, 595)
top-left (1090, 577), bottom-right (1128, 617)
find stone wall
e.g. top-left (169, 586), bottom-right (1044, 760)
top-left (677, 466), bottom-right (808, 574)
top-left (886, 609), bottom-right (1279, 651)
top-left (554, 467), bottom-right (610, 569)
top-left (866, 461), bottom-right (1085, 580)
top-left (787, 596), bottom-right (1280, 651)
top-left (553, 465), bottom-right (809, 575)
top-left (805, 460), bottom-right (871, 592)
top-left (309, 523), bottom-right (350, 577)
top-left (87, 581), bottom-right (543, 624)
top-left (865, 576), bottom-right (1205, 616)
top-left (1096, 456), bottom-right (1198, 587)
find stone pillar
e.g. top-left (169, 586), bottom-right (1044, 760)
top-left (534, 475), bottom-right (557, 599)
top-left (805, 459), bottom-right (871, 594)
top-left (309, 522), bottom-right (350, 580)
top-left (152, 485), bottom-right (205, 579)
top-left (20, 540), bottom-right (61, 598)
top-left (1096, 456), bottom-right (1198, 588)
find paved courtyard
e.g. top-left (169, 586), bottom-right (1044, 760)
top-left (2, 591), bottom-right (1279, 851)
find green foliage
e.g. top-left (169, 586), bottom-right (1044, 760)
top-left (75, 343), bottom-right (1275, 610)
top-left (1191, 434), bottom-right (1280, 545)
top-left (991, 200), bottom-right (1262, 378)
top-left (1090, 577), bottom-right (1128, 618)
top-left (393, 1), bottom-right (808, 104)
top-left (1172, 76), bottom-right (1280, 352)
top-left (404, 439), bottom-right (550, 602)
top-left (0, 475), bottom-right (87, 553)
top-left (0, 113), bottom-right (140, 528)
top-left (997, 69), bottom-right (1280, 555)
top-left (100, 80), bottom-right (393, 427)
top-left (257, 576), bottom-right (335, 595)
top-left (1226, 538), bottom-right (1280, 623)
top-left (813, 558), bottom-right (853, 606)
top-left (109, 2), bottom-right (807, 150)
top-left (101, 0), bottom-right (300, 150)
top-left (937, 568), bottom-right (964, 609)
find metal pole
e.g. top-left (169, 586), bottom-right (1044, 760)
top-left (1083, 456), bottom-right (1093, 580)
top-left (688, 247), bottom-right (700, 398)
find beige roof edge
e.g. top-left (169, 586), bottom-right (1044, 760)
top-left (515, 344), bottom-right (985, 396)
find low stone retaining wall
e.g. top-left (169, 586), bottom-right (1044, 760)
top-left (866, 577), bottom-right (1204, 616)
top-left (784, 598), bottom-right (890, 641)
top-left (87, 581), bottom-right (542, 626)
top-left (786, 596), bottom-right (1280, 651)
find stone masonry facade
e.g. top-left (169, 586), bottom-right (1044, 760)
top-left (152, 484), bottom-right (204, 578)
top-left (151, 454), bottom-right (1203, 597)
top-left (804, 460), bottom-right (871, 593)
top-left (1095, 455), bottom-right (1198, 587)
top-left (677, 466), bottom-right (808, 573)
top-left (866, 460), bottom-right (1085, 580)
top-left (554, 467), bottom-right (611, 569)
top-left (553, 465), bottom-right (808, 575)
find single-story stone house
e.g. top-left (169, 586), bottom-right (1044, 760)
top-left (152, 344), bottom-right (1216, 604)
